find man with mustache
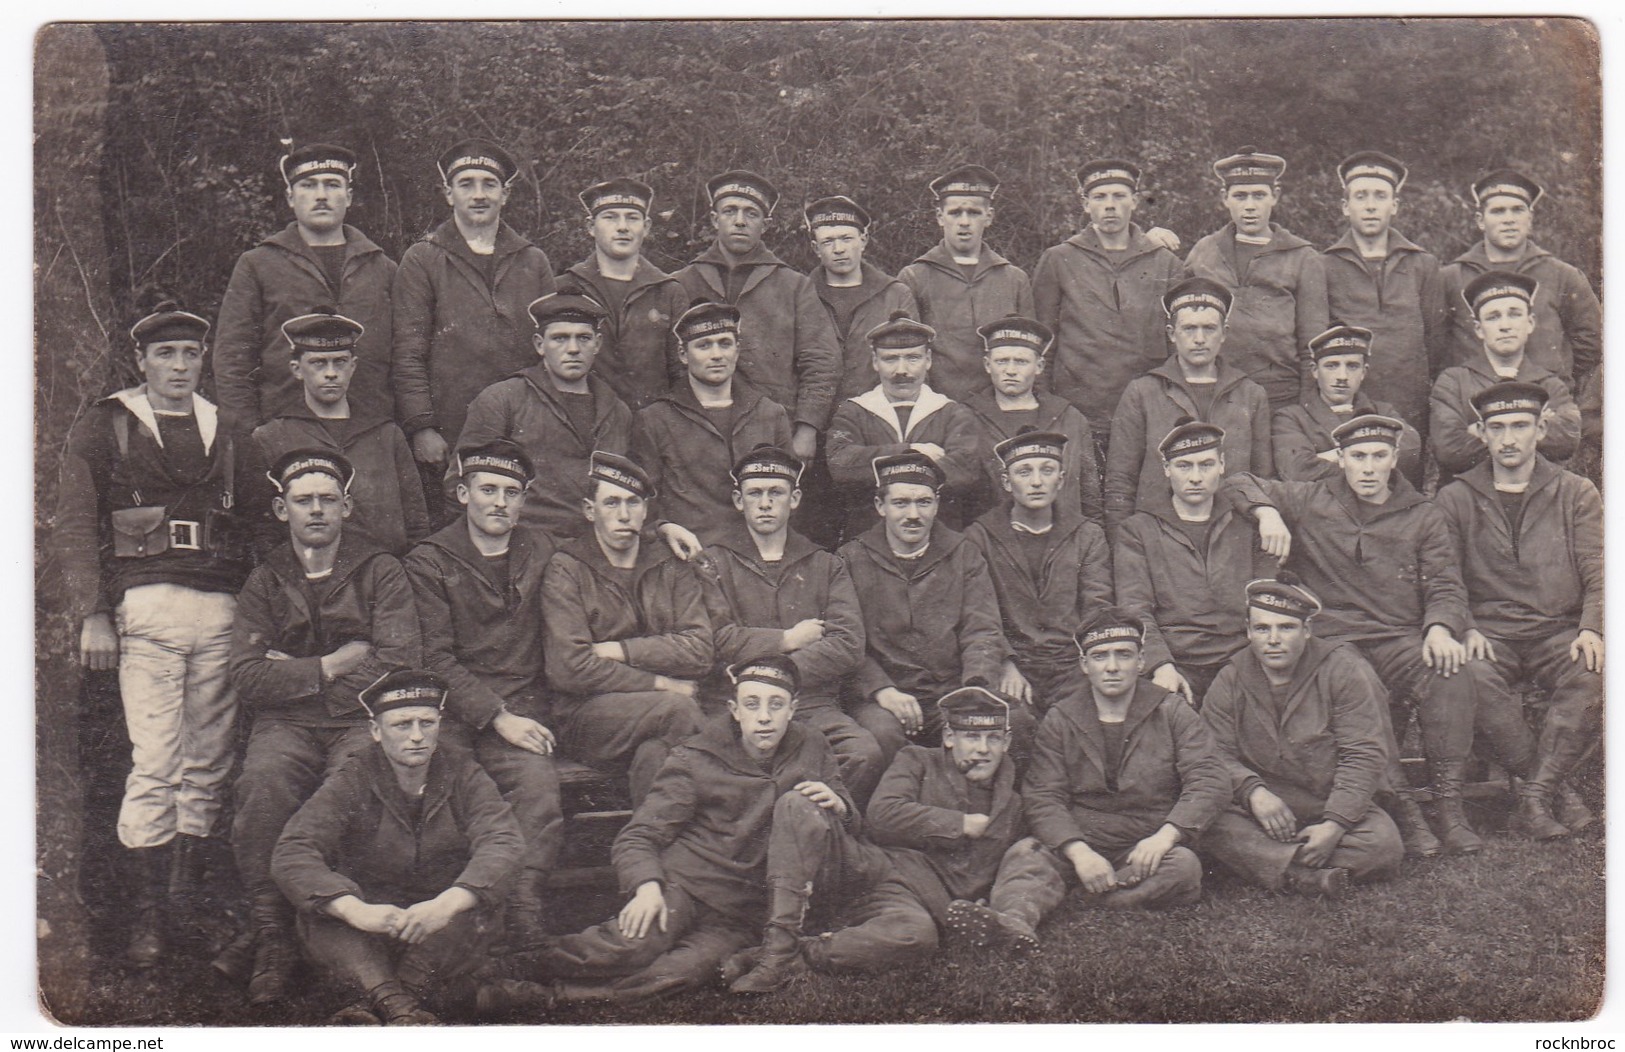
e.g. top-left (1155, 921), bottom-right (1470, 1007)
top-left (1435, 382), bottom-right (1603, 842)
top-left (405, 440), bottom-right (563, 947)
top-left (1438, 169), bottom-right (1600, 392)
top-left (1430, 271), bottom-right (1580, 486)
top-left (838, 451), bottom-right (1030, 767)
top-left (1271, 323), bottom-right (1422, 488)
top-left (248, 310), bottom-right (427, 555)
top-left (227, 450), bottom-right (423, 1005)
top-left (215, 143), bottom-right (398, 426)
top-left (393, 140), bottom-right (557, 521)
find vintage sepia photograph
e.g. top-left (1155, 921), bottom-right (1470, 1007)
top-left (33, 17), bottom-right (1604, 1030)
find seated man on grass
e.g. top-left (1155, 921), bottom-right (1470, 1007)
top-left (271, 669), bottom-right (522, 1026)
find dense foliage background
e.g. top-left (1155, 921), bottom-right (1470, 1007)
top-left (34, 18), bottom-right (1601, 1020)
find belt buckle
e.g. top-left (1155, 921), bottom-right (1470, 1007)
top-left (169, 519), bottom-right (202, 551)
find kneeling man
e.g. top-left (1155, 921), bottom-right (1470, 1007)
top-left (271, 670), bottom-right (523, 1025)
top-left (1200, 575), bottom-right (1403, 898)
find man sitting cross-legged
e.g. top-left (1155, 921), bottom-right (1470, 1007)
top-left (271, 670), bottom-right (523, 1025)
top-left (1200, 575), bottom-right (1403, 899)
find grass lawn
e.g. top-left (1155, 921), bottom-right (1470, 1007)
top-left (47, 820), bottom-right (1604, 1026)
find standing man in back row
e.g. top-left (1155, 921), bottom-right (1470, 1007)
top-left (1320, 151), bottom-right (1447, 438)
top-left (393, 139), bottom-right (557, 520)
top-left (675, 169), bottom-right (840, 466)
top-left (899, 165), bottom-right (1033, 403)
top-left (215, 143), bottom-right (398, 427)
top-left (1185, 147), bottom-right (1328, 410)
top-left (558, 177), bottom-right (688, 411)
top-left (1034, 159), bottom-right (1186, 451)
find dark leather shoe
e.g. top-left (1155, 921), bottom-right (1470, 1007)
top-left (1282, 864), bottom-right (1350, 900)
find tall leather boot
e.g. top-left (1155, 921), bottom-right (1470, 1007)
top-left (1517, 728), bottom-right (1594, 839)
top-left (367, 979), bottom-right (439, 1026)
top-left (1428, 760), bottom-right (1484, 855)
top-left (247, 889), bottom-right (298, 1006)
top-left (728, 885), bottom-right (810, 994)
top-left (1386, 789), bottom-right (1443, 858)
top-left (126, 845), bottom-right (171, 968)
top-left (503, 869), bottom-right (549, 951)
top-left (1509, 778), bottom-right (1569, 841)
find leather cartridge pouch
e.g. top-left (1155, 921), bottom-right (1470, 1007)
top-left (110, 506), bottom-right (170, 558)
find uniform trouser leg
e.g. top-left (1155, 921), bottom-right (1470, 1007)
top-left (1204, 805), bottom-right (1402, 889)
top-left (232, 721), bottom-right (376, 896)
top-left (806, 879), bottom-right (938, 974)
top-left (561, 690), bottom-right (703, 802)
top-left (1500, 633), bottom-right (1605, 782)
top-left (516, 885), bottom-right (756, 1001)
top-left (986, 837), bottom-right (1072, 931)
top-left (468, 729), bottom-right (564, 874)
top-left (796, 701), bottom-right (886, 808)
top-left (301, 907), bottom-right (497, 998)
top-left (113, 583), bottom-right (239, 849)
top-left (1091, 846), bottom-right (1203, 909)
top-left (1358, 635), bottom-right (1476, 766)
top-left (1182, 662), bottom-right (1230, 709)
top-left (851, 700), bottom-right (911, 769)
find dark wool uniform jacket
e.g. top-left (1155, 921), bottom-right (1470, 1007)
top-left (959, 389), bottom-right (1104, 525)
top-left (838, 522), bottom-right (1011, 704)
top-left (1105, 358), bottom-right (1273, 531)
top-left (1223, 473), bottom-right (1469, 645)
top-left (272, 744), bottom-right (523, 913)
top-left (540, 535), bottom-right (713, 708)
top-left (214, 223), bottom-right (398, 426)
top-left (1185, 223), bottom-right (1329, 408)
top-left (1271, 392), bottom-right (1422, 489)
top-left (1112, 499), bottom-right (1279, 673)
top-left (1320, 228), bottom-right (1448, 433)
top-left (963, 505), bottom-right (1113, 672)
top-left (56, 388), bottom-right (253, 620)
top-left (229, 535), bottom-right (423, 723)
top-left (815, 262), bottom-right (920, 401)
top-left (826, 385), bottom-right (984, 532)
top-left (1023, 678), bottom-right (1229, 855)
top-left (1201, 638), bottom-right (1393, 828)
top-left (1032, 225), bottom-right (1187, 430)
top-left (611, 715), bottom-right (857, 924)
top-left (866, 744), bottom-right (1024, 916)
top-left (391, 219), bottom-right (557, 442)
top-left (561, 254), bottom-right (688, 410)
top-left (1435, 458), bottom-right (1603, 643)
top-left (693, 524), bottom-right (865, 707)
top-left (404, 521), bottom-right (556, 730)
top-left (451, 364), bottom-right (635, 541)
top-left (1429, 353), bottom-right (1580, 479)
top-left (674, 243), bottom-right (841, 431)
top-left (898, 242), bottom-right (1034, 403)
top-left (1439, 240), bottom-right (1601, 388)
top-left (632, 379), bottom-right (794, 539)
top-left (249, 409), bottom-right (428, 556)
